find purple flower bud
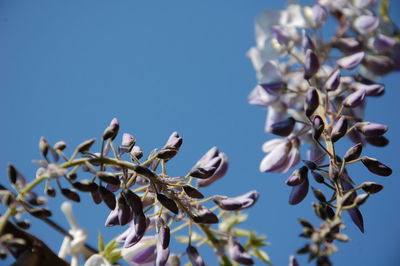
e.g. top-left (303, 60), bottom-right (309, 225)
top-left (278, 142), bottom-right (301, 173)
top-left (192, 206), bottom-right (219, 224)
top-left (337, 52), bottom-right (364, 70)
top-left (117, 194), bottom-right (133, 226)
top-left (157, 193), bottom-right (179, 214)
top-left (325, 69), bottom-right (341, 91)
top-left (228, 237), bottom-right (254, 265)
top-left (259, 140), bottom-right (292, 172)
top-left (286, 166), bottom-right (308, 186)
top-left (330, 117), bottom-right (348, 143)
top-left (156, 218), bottom-right (170, 249)
top-left (333, 37), bottom-right (363, 54)
top-left (351, 82), bottom-right (384, 97)
top-left (157, 132), bottom-right (183, 160)
top-left (131, 146), bottom-right (143, 160)
top-left (354, 15), bottom-right (379, 35)
top-left (365, 136), bottom-right (389, 147)
top-left (271, 26), bottom-right (291, 46)
top-left (124, 213), bottom-right (147, 248)
top-left (307, 144), bottom-right (325, 165)
top-left (123, 189), bottom-right (143, 216)
top-left (90, 189), bottom-right (102, 205)
top-left (182, 185), bottom-right (204, 199)
top-left (373, 34), bottom-right (396, 52)
top-left (270, 117), bottom-right (296, 137)
top-left (305, 87), bottom-right (319, 117)
top-left (302, 31), bottom-right (316, 53)
top-left (355, 193), bottom-right (369, 206)
top-left (344, 143), bottom-right (363, 162)
top-left (7, 164), bottom-right (17, 184)
top-left (348, 207), bottom-right (364, 233)
top-left (198, 153), bottom-right (228, 187)
top-left (99, 185), bottom-right (116, 210)
top-left (312, 172), bottom-right (324, 183)
top-left (156, 244), bottom-right (169, 266)
top-left (119, 133), bottom-right (136, 154)
top-left (189, 166), bottom-right (217, 179)
top-left (103, 118), bottom-right (119, 141)
top-left (342, 89), bottom-right (366, 108)
top-left (312, 187), bottom-right (326, 202)
top-left (361, 157), bottom-right (392, 176)
top-left (259, 82), bottom-right (283, 95)
top-left (288, 177), bottom-right (309, 205)
top-left (54, 141), bottom-right (67, 151)
top-left (289, 255), bottom-right (299, 266)
top-left (311, 4), bottom-right (327, 26)
top-left (355, 122), bottom-right (388, 137)
top-left (130, 244), bottom-right (157, 265)
top-left (187, 245), bottom-right (205, 266)
top-left (73, 179), bottom-right (98, 192)
top-left (213, 190), bottom-right (259, 211)
top-left (363, 55), bottom-right (395, 76)
top-left (361, 182), bottom-right (384, 194)
top-left (304, 49), bottom-right (320, 80)
top-left (97, 171), bottom-right (121, 186)
top-left (77, 138), bottom-right (96, 153)
top-left (61, 188), bottom-right (80, 202)
top-left (39, 136), bottom-right (49, 158)
top-left (312, 115), bottom-right (324, 140)
top-left (105, 208), bottom-right (119, 227)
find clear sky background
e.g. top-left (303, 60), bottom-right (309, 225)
top-left (0, 1), bottom-right (399, 265)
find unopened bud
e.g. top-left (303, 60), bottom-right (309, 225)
top-left (331, 117), bottom-right (348, 142)
top-left (304, 49), bottom-right (320, 80)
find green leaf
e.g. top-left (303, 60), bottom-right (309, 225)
top-left (219, 212), bottom-right (248, 232)
top-left (108, 249), bottom-right (122, 264)
top-left (252, 249), bottom-right (272, 265)
top-left (233, 228), bottom-right (251, 237)
top-left (245, 231), bottom-right (268, 249)
top-left (98, 231), bottom-right (104, 252)
top-left (103, 240), bottom-right (119, 257)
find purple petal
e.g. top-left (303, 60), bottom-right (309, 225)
top-left (278, 145), bottom-right (300, 174)
top-left (259, 140), bottom-right (291, 172)
top-left (312, 4), bottom-right (327, 26)
top-left (288, 178), bottom-right (309, 205)
top-left (198, 153), bottom-right (228, 187)
top-left (271, 26), bottom-right (291, 46)
top-left (363, 55), bottom-right (395, 76)
top-left (348, 208), bottom-right (364, 233)
top-left (325, 69), bottom-right (341, 91)
top-left (131, 245), bottom-right (157, 265)
top-left (307, 144), bottom-right (326, 165)
top-left (105, 208), bottom-right (119, 227)
top-left (187, 245), bottom-right (205, 266)
top-left (342, 89), bottom-right (366, 108)
top-left (155, 244), bottom-right (170, 266)
top-left (333, 37), bottom-right (362, 54)
top-left (304, 49), bottom-right (320, 79)
top-left (354, 15), bottom-right (379, 35)
top-left (373, 34), bottom-right (396, 52)
top-left (229, 238), bottom-right (254, 265)
top-left (337, 52), bottom-right (365, 70)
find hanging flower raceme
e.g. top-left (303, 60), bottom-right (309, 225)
top-left (248, 1), bottom-right (396, 264)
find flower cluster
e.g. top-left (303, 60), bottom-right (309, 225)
top-left (248, 0), bottom-right (397, 265)
top-left (0, 118), bottom-right (270, 266)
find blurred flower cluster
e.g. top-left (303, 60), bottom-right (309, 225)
top-left (248, 0), bottom-right (397, 265)
top-left (0, 118), bottom-right (270, 266)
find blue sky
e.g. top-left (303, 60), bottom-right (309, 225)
top-left (0, 1), bottom-right (399, 265)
